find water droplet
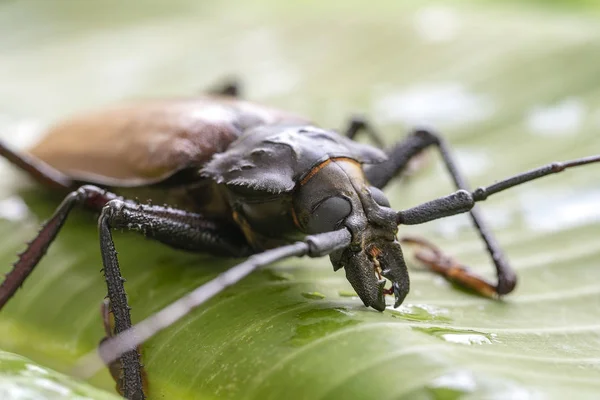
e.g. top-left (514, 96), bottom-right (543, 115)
top-left (414, 327), bottom-right (496, 345)
top-left (32, 378), bottom-right (72, 396)
top-left (428, 370), bottom-right (477, 397)
top-left (388, 304), bottom-right (452, 323)
top-left (443, 333), bottom-right (492, 345)
top-left (301, 291), bottom-right (326, 300)
top-left (332, 307), bottom-right (355, 317)
top-left (288, 308), bottom-right (361, 347)
top-left (426, 371), bottom-right (538, 399)
top-left (25, 364), bottom-right (48, 375)
top-left (265, 270), bottom-right (294, 281)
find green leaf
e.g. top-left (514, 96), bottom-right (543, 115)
top-left (1, 1), bottom-right (600, 399)
top-left (0, 349), bottom-right (120, 400)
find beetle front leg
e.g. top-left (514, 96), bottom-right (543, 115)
top-left (367, 128), bottom-right (516, 297)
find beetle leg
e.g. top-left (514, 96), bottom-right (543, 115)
top-left (0, 140), bottom-right (73, 190)
top-left (0, 185), bottom-right (119, 309)
top-left (364, 127), bottom-right (438, 189)
top-left (367, 127), bottom-right (516, 296)
top-left (0, 185), bottom-right (251, 399)
top-left (96, 199), bottom-right (253, 399)
top-left (400, 236), bottom-right (498, 298)
top-left (342, 116), bottom-right (385, 148)
top-left (392, 149), bottom-right (600, 297)
top-left (98, 200), bottom-right (252, 257)
top-left (207, 79), bottom-right (242, 98)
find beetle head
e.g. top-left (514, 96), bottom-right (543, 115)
top-left (293, 159), bottom-right (409, 311)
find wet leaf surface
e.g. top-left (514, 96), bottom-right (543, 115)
top-left (1, 1), bottom-right (600, 399)
top-left (0, 350), bottom-right (119, 400)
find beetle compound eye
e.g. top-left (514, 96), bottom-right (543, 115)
top-left (305, 196), bottom-right (352, 234)
top-left (369, 186), bottom-right (390, 208)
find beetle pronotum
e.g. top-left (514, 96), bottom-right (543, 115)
top-left (0, 82), bottom-right (598, 399)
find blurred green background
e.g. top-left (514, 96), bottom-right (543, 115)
top-left (1, 0), bottom-right (600, 399)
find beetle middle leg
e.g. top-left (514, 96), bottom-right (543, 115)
top-left (364, 127), bottom-right (516, 297)
top-left (96, 198), bottom-right (253, 399)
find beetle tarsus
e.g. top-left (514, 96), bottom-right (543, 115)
top-left (100, 299), bottom-right (148, 399)
top-left (401, 236), bottom-right (503, 298)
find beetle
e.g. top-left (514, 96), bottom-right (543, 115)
top-left (0, 82), bottom-right (598, 400)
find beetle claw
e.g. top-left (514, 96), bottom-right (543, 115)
top-left (392, 282), bottom-right (405, 308)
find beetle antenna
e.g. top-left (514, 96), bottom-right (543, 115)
top-left (396, 155), bottom-right (600, 226)
top-left (473, 155), bottom-right (600, 200)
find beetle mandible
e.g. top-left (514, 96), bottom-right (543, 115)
top-left (0, 82), bottom-right (598, 400)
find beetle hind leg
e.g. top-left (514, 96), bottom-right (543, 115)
top-left (207, 79), bottom-right (242, 98)
top-left (342, 116), bottom-right (386, 148)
